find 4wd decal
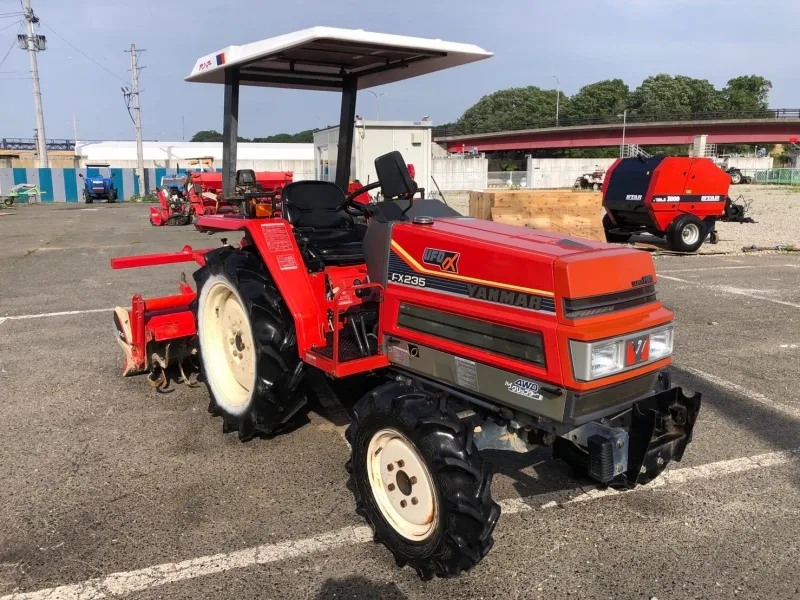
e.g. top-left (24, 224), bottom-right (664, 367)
top-left (422, 248), bottom-right (460, 273)
top-left (505, 378), bottom-right (543, 401)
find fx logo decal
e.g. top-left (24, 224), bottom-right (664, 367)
top-left (626, 335), bottom-right (650, 366)
top-left (422, 248), bottom-right (460, 273)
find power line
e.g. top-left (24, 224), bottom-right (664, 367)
top-left (39, 20), bottom-right (129, 84)
top-left (0, 18), bottom-right (20, 31)
top-left (0, 29), bottom-right (19, 70)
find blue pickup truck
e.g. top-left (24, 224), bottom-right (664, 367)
top-left (79, 173), bottom-right (118, 203)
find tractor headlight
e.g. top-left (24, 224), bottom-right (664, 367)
top-left (589, 341), bottom-right (624, 378)
top-left (570, 324), bottom-right (674, 382)
top-left (648, 327), bottom-right (673, 360)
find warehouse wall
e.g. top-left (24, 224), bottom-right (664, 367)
top-left (79, 158), bottom-right (315, 177)
top-left (0, 163), bottom-right (315, 202)
top-left (0, 167), bottom-right (143, 202)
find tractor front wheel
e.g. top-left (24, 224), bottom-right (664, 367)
top-left (346, 382), bottom-right (500, 579)
top-left (194, 248), bottom-right (306, 441)
top-left (3, 197), bottom-right (13, 206)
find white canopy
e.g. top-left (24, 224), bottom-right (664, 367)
top-left (185, 27), bottom-right (492, 91)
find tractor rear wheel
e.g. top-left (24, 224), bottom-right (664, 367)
top-left (667, 214), bottom-right (706, 253)
top-left (194, 248), bottom-right (306, 441)
top-left (346, 382), bottom-right (500, 579)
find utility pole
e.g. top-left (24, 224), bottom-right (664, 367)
top-left (618, 109), bottom-right (628, 157)
top-left (366, 91), bottom-right (386, 120)
top-left (552, 75), bottom-right (560, 126)
top-left (124, 44), bottom-right (146, 196)
top-left (20, 0), bottom-right (48, 167)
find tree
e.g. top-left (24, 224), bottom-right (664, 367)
top-left (566, 79), bottom-right (629, 119)
top-left (191, 129), bottom-right (224, 142)
top-left (723, 75), bottom-right (772, 111)
top-left (192, 129), bottom-right (315, 143)
top-left (676, 76), bottom-right (726, 113)
top-left (456, 86), bottom-right (564, 133)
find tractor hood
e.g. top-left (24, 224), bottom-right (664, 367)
top-left (387, 217), bottom-right (658, 321)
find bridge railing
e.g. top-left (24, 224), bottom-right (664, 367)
top-left (433, 108), bottom-right (800, 139)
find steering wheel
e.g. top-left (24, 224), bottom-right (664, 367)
top-left (338, 181), bottom-right (382, 216)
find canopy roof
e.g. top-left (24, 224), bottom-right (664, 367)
top-left (185, 27), bottom-right (492, 91)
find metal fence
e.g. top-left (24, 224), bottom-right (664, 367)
top-left (433, 108), bottom-right (800, 138)
top-left (743, 168), bottom-right (800, 185)
top-left (487, 171), bottom-right (528, 188)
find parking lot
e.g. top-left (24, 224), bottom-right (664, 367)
top-left (1, 202), bottom-right (799, 600)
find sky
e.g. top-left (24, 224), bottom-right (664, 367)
top-left (0, 0), bottom-right (797, 142)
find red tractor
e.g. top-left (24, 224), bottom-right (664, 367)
top-left (112, 28), bottom-right (701, 579)
top-left (150, 170), bottom-right (293, 226)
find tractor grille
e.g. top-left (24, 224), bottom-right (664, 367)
top-left (563, 285), bottom-right (657, 319)
top-left (397, 303), bottom-right (545, 367)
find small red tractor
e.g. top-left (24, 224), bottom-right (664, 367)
top-left (601, 156), bottom-right (753, 252)
top-left (112, 28), bottom-right (701, 579)
top-left (150, 170), bottom-right (293, 226)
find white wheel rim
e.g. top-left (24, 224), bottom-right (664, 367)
top-left (681, 223), bottom-right (700, 245)
top-left (366, 428), bottom-right (438, 541)
top-left (198, 275), bottom-right (256, 414)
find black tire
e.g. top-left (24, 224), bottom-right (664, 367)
top-left (667, 214), bottom-right (706, 253)
top-left (346, 382), bottom-right (500, 579)
top-left (167, 214), bottom-right (192, 226)
top-left (3, 197), bottom-right (12, 206)
top-left (84, 190), bottom-right (93, 204)
top-left (602, 214), bottom-right (631, 244)
top-left (108, 189), bottom-right (118, 203)
top-left (193, 247), bottom-right (306, 441)
top-left (730, 171), bottom-right (742, 185)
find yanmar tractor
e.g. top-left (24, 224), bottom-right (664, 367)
top-left (111, 28), bottom-right (701, 579)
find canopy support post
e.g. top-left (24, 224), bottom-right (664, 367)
top-left (222, 68), bottom-right (240, 197)
top-left (335, 76), bottom-right (357, 191)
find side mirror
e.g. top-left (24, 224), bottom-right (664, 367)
top-left (78, 173), bottom-right (84, 178)
top-left (374, 151), bottom-right (417, 200)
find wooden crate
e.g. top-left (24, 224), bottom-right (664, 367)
top-left (468, 189), bottom-right (604, 241)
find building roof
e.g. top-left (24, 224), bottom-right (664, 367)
top-left (186, 27), bottom-right (492, 91)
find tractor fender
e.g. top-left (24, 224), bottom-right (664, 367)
top-left (197, 217), bottom-right (326, 353)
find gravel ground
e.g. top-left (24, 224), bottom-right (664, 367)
top-left (711, 184), bottom-right (800, 253)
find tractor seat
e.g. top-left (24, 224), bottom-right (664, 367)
top-left (282, 180), bottom-right (365, 266)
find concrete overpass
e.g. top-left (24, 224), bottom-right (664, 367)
top-left (436, 116), bottom-right (800, 153)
